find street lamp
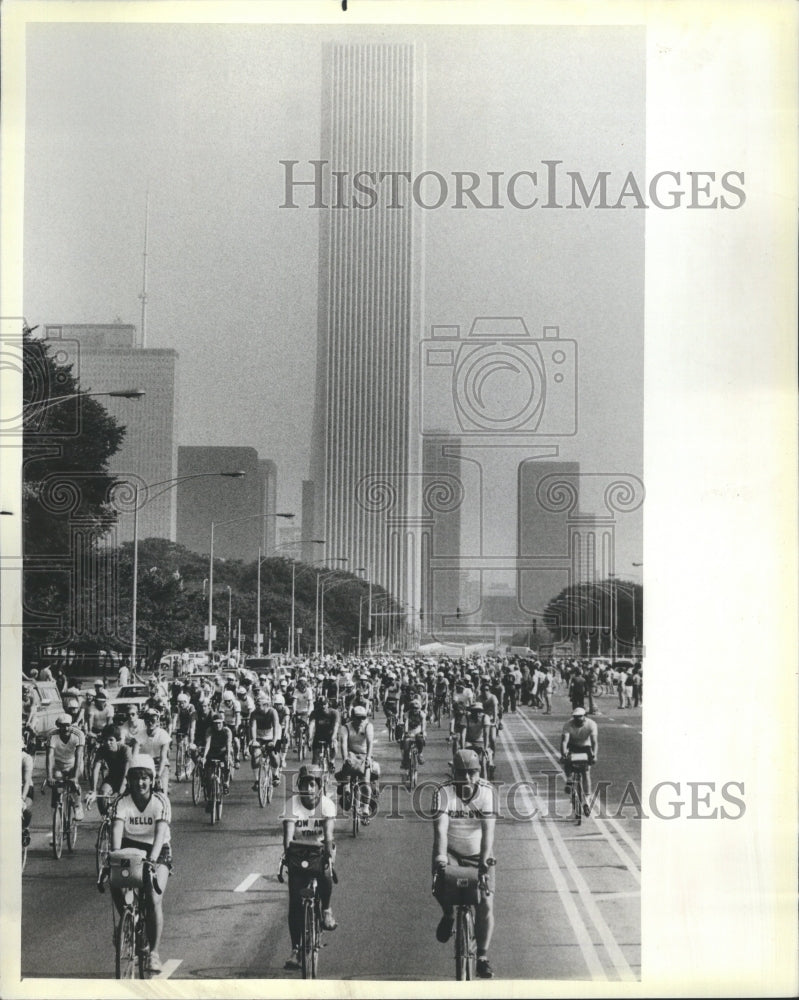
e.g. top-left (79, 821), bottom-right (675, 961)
top-left (255, 540), bottom-right (325, 657)
top-left (320, 567), bottom-right (364, 658)
top-left (288, 541), bottom-right (326, 657)
top-left (23, 387), bottom-right (146, 417)
top-left (208, 510), bottom-right (295, 655)
top-left (128, 470), bottom-right (245, 672)
top-left (226, 585), bottom-right (233, 657)
top-left (315, 560), bottom-right (348, 656)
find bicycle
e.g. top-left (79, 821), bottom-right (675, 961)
top-left (22, 816), bottom-right (30, 872)
top-left (465, 743), bottom-right (492, 781)
top-left (384, 711), bottom-right (397, 743)
top-left (205, 758), bottom-right (229, 825)
top-left (90, 793), bottom-right (119, 878)
top-left (84, 733), bottom-right (99, 782)
top-left (252, 739), bottom-right (275, 808)
top-left (293, 717), bottom-right (309, 761)
top-left (47, 776), bottom-right (79, 859)
top-left (107, 848), bottom-right (154, 979)
top-left (173, 733), bottom-right (192, 782)
top-left (405, 739), bottom-right (419, 791)
top-left (191, 751), bottom-right (205, 806)
top-left (315, 742), bottom-right (333, 795)
top-left (345, 762), bottom-right (372, 837)
top-left (277, 845), bottom-right (337, 980)
top-left (567, 750), bottom-right (592, 825)
top-left (433, 859), bottom-right (495, 981)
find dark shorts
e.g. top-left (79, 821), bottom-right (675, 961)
top-left (121, 837), bottom-right (173, 869)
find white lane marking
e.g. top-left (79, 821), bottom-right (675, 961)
top-left (593, 892), bottom-right (641, 902)
top-left (602, 814), bottom-right (642, 862)
top-left (516, 709), bottom-right (642, 878)
top-left (234, 872), bottom-right (262, 893)
top-left (502, 726), bottom-right (608, 981)
top-left (152, 959), bottom-right (182, 979)
top-left (503, 724), bottom-right (636, 982)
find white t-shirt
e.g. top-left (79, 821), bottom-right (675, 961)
top-left (433, 779), bottom-right (498, 858)
top-left (134, 727), bottom-right (171, 767)
top-left (281, 793), bottom-right (337, 845)
top-left (116, 790), bottom-right (171, 845)
top-left (49, 729), bottom-right (86, 771)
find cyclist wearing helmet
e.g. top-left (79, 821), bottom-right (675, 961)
top-left (461, 701), bottom-right (493, 777)
top-left (107, 753), bottom-right (172, 974)
top-left (46, 713), bottom-right (85, 821)
top-left (281, 764), bottom-right (338, 969)
top-left (432, 748), bottom-right (497, 979)
top-left (450, 679), bottom-right (474, 744)
top-left (249, 692), bottom-right (282, 789)
top-left (219, 689), bottom-right (242, 764)
top-left (337, 705), bottom-right (380, 818)
top-left (272, 692), bottom-right (290, 768)
top-left (201, 711), bottom-right (234, 808)
top-left (560, 706), bottom-right (598, 810)
top-left (399, 696), bottom-right (427, 771)
top-left (308, 694), bottom-right (341, 770)
top-left (172, 692), bottom-right (197, 745)
top-left (133, 708), bottom-right (171, 795)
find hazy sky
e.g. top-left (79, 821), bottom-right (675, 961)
top-left (23, 22), bottom-right (644, 575)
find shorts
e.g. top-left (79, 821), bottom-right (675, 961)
top-left (121, 837), bottom-right (173, 869)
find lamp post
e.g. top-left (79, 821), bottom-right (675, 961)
top-left (256, 540), bottom-right (325, 657)
top-left (207, 511), bottom-right (295, 656)
top-left (22, 387), bottom-right (146, 418)
top-left (315, 560), bottom-right (348, 656)
top-left (288, 541), bottom-right (326, 658)
top-left (226, 586), bottom-right (232, 657)
top-left (128, 469), bottom-right (245, 672)
top-left (320, 567), bottom-right (364, 658)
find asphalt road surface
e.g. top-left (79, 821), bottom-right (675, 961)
top-left (21, 690), bottom-right (641, 981)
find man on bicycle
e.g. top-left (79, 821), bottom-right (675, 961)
top-left (337, 704), bottom-right (379, 819)
top-left (400, 696), bottom-right (427, 770)
top-left (560, 706), bottom-right (598, 815)
top-left (249, 691), bottom-right (282, 790)
top-left (449, 680), bottom-right (473, 747)
top-left (281, 764), bottom-right (338, 970)
top-left (46, 713), bottom-right (85, 821)
top-left (219, 689), bottom-right (242, 764)
top-left (308, 694), bottom-right (340, 771)
top-left (106, 753), bottom-right (171, 974)
top-left (201, 711), bottom-right (234, 810)
top-left (291, 677), bottom-right (313, 749)
top-left (171, 692), bottom-right (197, 746)
top-left (22, 734), bottom-right (34, 847)
top-left (133, 708), bottom-right (171, 795)
top-left (461, 701), bottom-right (493, 777)
top-left (87, 725), bottom-right (131, 816)
top-left (432, 748), bottom-right (497, 979)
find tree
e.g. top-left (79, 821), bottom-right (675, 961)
top-left (543, 579), bottom-right (643, 657)
top-left (22, 331), bottom-right (127, 667)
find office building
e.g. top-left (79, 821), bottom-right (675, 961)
top-left (259, 460), bottom-right (278, 555)
top-left (42, 323), bottom-right (178, 543)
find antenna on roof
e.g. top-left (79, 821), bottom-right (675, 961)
top-left (138, 186), bottom-right (150, 348)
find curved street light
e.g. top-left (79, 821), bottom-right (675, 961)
top-left (22, 387), bottom-right (146, 417)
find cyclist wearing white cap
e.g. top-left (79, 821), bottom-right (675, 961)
top-left (46, 714), bottom-right (86, 821)
top-left (338, 704), bottom-right (380, 817)
top-left (106, 753), bottom-right (171, 973)
top-left (560, 706), bottom-right (599, 809)
top-left (133, 708), bottom-right (171, 795)
top-left (432, 748), bottom-right (497, 979)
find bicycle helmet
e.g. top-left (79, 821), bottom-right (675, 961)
top-left (351, 705), bottom-right (368, 719)
top-left (177, 692), bottom-right (190, 706)
top-left (469, 701), bottom-right (484, 712)
top-left (55, 713), bottom-right (72, 727)
top-left (452, 748), bottom-right (481, 772)
top-left (273, 693), bottom-right (285, 706)
top-left (572, 707), bottom-right (587, 717)
top-left (222, 690), bottom-right (234, 702)
top-left (128, 753), bottom-right (156, 777)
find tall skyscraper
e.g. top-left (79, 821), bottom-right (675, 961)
top-left (259, 459), bottom-right (277, 555)
top-left (175, 446), bottom-right (260, 561)
top-left (309, 42), bottom-right (423, 608)
top-left (42, 323), bottom-right (178, 542)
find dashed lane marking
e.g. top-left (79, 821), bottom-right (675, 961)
top-left (152, 959), bottom-right (182, 979)
top-left (234, 873), bottom-right (262, 892)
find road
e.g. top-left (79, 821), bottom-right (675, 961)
top-left (21, 689), bottom-right (641, 981)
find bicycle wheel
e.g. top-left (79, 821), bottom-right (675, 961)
top-left (301, 899), bottom-right (317, 979)
top-left (257, 759), bottom-right (268, 807)
top-left (52, 800), bottom-right (64, 859)
top-left (352, 781), bottom-right (360, 838)
top-left (214, 774), bottom-right (224, 823)
top-left (265, 758), bottom-right (275, 805)
top-left (175, 739), bottom-right (186, 782)
top-left (136, 910), bottom-right (150, 979)
top-left (409, 751), bottom-right (418, 791)
top-left (22, 834), bottom-right (28, 873)
top-left (116, 909), bottom-right (137, 979)
top-left (192, 762), bottom-right (203, 805)
top-left (210, 773), bottom-right (219, 825)
top-left (572, 776), bottom-right (582, 826)
top-left (66, 795), bottom-right (78, 852)
top-left (96, 818), bottom-right (110, 878)
top-left (455, 906), bottom-right (477, 980)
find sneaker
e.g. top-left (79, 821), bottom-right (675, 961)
top-left (284, 948), bottom-right (300, 970)
top-left (272, 775), bottom-right (281, 786)
top-left (583, 803), bottom-right (590, 818)
top-left (418, 755), bottom-right (425, 765)
top-left (476, 958), bottom-right (494, 979)
top-left (564, 782), bottom-right (572, 793)
top-left (436, 913), bottom-right (454, 943)
top-left (22, 828), bottom-right (31, 847)
top-left (321, 908), bottom-right (337, 931)
top-left (74, 804), bottom-right (84, 821)
top-left (251, 782), bottom-right (259, 792)
top-left (148, 950), bottom-right (162, 973)
top-left (204, 801), bottom-right (212, 813)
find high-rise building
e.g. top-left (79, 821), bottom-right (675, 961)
top-left (42, 323), bottom-right (178, 543)
top-left (309, 42), bottom-right (423, 608)
top-left (175, 446), bottom-right (261, 561)
top-left (259, 460), bottom-right (277, 555)
top-left (421, 436), bottom-right (464, 641)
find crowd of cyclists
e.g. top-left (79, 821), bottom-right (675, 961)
top-left (22, 648), bottom-right (642, 979)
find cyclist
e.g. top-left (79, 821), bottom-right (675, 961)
top-left (63, 686), bottom-right (85, 729)
top-left (308, 694), bottom-right (340, 771)
top-left (461, 701), bottom-right (493, 777)
top-left (171, 692), bottom-right (197, 745)
top-left (382, 673), bottom-right (400, 733)
top-left (560, 706), bottom-right (599, 815)
top-left (201, 711), bottom-right (234, 810)
top-left (249, 691), bottom-right (282, 790)
top-left (400, 696), bottom-right (427, 771)
top-left (105, 753), bottom-right (171, 974)
top-left (22, 735), bottom-right (34, 848)
top-left (281, 764), bottom-right (338, 970)
top-left (133, 708), bottom-right (171, 795)
top-left (449, 680), bottom-right (473, 748)
top-left (46, 713), bottom-right (85, 821)
top-left (120, 704), bottom-right (147, 749)
top-left (337, 704), bottom-right (379, 819)
top-left (272, 692), bottom-right (290, 768)
top-left (219, 689), bottom-right (242, 764)
top-left (86, 725), bottom-right (131, 816)
top-left (433, 672), bottom-right (450, 721)
top-left (432, 748), bottom-right (497, 979)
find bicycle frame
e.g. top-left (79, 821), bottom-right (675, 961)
top-left (568, 751), bottom-right (592, 825)
top-left (349, 765), bottom-right (372, 837)
top-left (49, 777), bottom-right (78, 859)
top-left (112, 859), bottom-right (153, 979)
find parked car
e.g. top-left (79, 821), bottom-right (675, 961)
top-left (22, 679), bottom-right (66, 752)
top-left (111, 683), bottom-right (151, 723)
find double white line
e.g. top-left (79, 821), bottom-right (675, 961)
top-left (500, 713), bottom-right (639, 981)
